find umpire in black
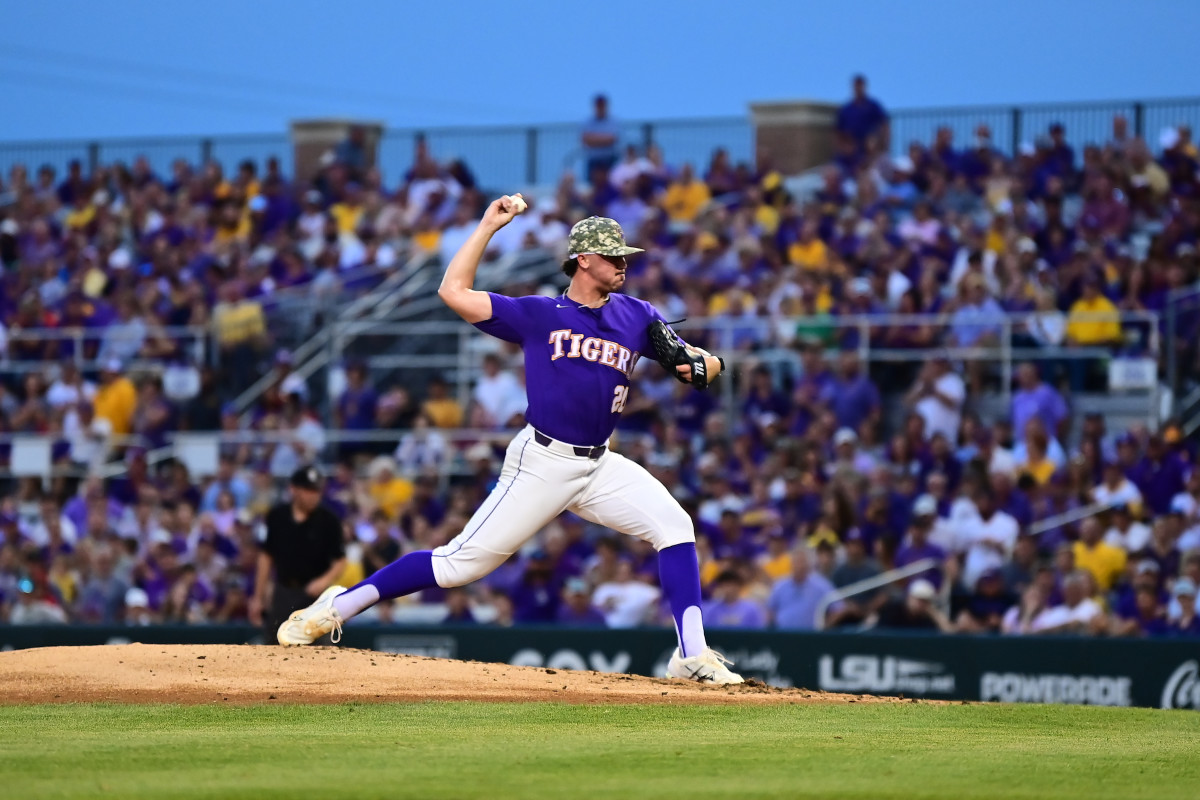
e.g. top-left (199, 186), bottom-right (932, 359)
top-left (251, 465), bottom-right (346, 644)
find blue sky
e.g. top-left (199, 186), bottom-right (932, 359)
top-left (1, 0), bottom-right (1196, 140)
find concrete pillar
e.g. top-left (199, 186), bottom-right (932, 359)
top-left (749, 101), bottom-right (839, 175)
top-left (289, 119), bottom-right (385, 185)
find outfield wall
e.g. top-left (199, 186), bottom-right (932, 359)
top-left (3, 625), bottom-right (1198, 710)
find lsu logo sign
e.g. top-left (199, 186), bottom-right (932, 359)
top-left (818, 654), bottom-right (956, 695)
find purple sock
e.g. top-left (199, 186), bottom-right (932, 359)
top-left (658, 542), bottom-right (708, 658)
top-left (333, 551), bottom-right (437, 620)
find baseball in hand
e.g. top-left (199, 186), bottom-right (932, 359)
top-left (507, 194), bottom-right (528, 213)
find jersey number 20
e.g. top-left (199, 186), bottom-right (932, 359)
top-left (611, 385), bottom-right (629, 413)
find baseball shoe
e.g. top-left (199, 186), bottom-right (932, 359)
top-left (277, 585), bottom-right (346, 645)
top-left (666, 647), bottom-right (745, 685)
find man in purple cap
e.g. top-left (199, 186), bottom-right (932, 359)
top-left (280, 197), bottom-right (743, 684)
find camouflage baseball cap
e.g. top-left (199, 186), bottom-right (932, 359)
top-left (567, 216), bottom-right (645, 258)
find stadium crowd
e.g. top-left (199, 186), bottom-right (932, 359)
top-left (0, 81), bottom-right (1199, 638)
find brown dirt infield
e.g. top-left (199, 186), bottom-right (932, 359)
top-left (0, 644), bottom-right (915, 706)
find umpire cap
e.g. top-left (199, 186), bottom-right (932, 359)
top-left (290, 465), bottom-right (323, 491)
top-left (567, 217), bottom-right (645, 258)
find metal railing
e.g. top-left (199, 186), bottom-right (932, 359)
top-left (3, 97), bottom-right (1195, 189)
top-left (0, 325), bottom-right (214, 372)
top-left (812, 500), bottom-right (1118, 630)
top-left (228, 251), bottom-right (440, 419)
top-left (889, 96), bottom-right (1200, 158)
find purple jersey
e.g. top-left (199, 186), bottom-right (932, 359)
top-left (474, 292), bottom-right (667, 446)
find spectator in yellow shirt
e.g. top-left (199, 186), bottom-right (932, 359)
top-left (329, 183), bottom-right (365, 235)
top-left (757, 531), bottom-right (793, 582)
top-left (1017, 428), bottom-right (1057, 486)
top-left (1066, 277), bottom-right (1122, 346)
top-left (359, 456), bottom-right (414, 521)
top-left (1072, 517), bottom-right (1127, 592)
top-left (422, 376), bottom-right (464, 429)
top-left (93, 359), bottom-right (137, 436)
top-left (212, 283), bottom-right (268, 395)
top-left (787, 219), bottom-right (829, 271)
top-left (662, 164), bottom-right (711, 223)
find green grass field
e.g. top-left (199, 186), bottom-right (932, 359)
top-left (2, 702), bottom-right (1198, 799)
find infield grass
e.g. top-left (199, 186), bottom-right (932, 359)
top-left (1, 702), bottom-right (1197, 799)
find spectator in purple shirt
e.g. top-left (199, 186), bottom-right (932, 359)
top-left (894, 495), bottom-right (947, 589)
top-left (442, 587), bottom-right (478, 624)
top-left (556, 578), bottom-right (607, 625)
top-left (336, 361), bottom-right (378, 458)
top-left (510, 551), bottom-right (561, 623)
top-left (835, 75), bottom-right (889, 157)
top-left (1011, 363), bottom-right (1069, 442)
top-left (703, 570), bottom-right (767, 629)
top-left (709, 509), bottom-right (759, 562)
top-left (1128, 435), bottom-right (1187, 516)
top-left (825, 351), bottom-right (881, 433)
top-left (1132, 520), bottom-right (1182, 581)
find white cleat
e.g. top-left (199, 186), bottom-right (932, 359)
top-left (666, 647), bottom-right (745, 685)
top-left (277, 585), bottom-right (346, 645)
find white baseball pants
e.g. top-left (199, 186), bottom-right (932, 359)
top-left (431, 425), bottom-right (694, 588)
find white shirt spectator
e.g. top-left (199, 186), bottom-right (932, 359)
top-left (395, 428), bottom-right (448, 472)
top-left (956, 509), bottom-right (1019, 587)
top-left (592, 579), bottom-right (661, 628)
top-left (989, 446), bottom-right (1018, 478)
top-left (63, 410), bottom-right (110, 469)
top-left (489, 212), bottom-right (540, 256)
top-left (473, 369), bottom-right (527, 427)
top-left (1027, 310), bottom-right (1067, 347)
top-left (280, 371), bottom-right (308, 402)
top-left (440, 221), bottom-right (476, 263)
top-left (407, 177), bottom-right (462, 225)
top-left (98, 316), bottom-right (147, 364)
top-left (162, 363), bottom-right (201, 402)
top-left (897, 216), bottom-right (942, 246)
top-left (1104, 520), bottom-right (1152, 553)
top-left (537, 217), bottom-right (570, 250)
top-left (609, 156), bottom-right (654, 189)
top-left (1003, 597), bottom-right (1102, 633)
top-left (885, 270), bottom-right (913, 308)
top-left (297, 210), bottom-right (326, 256)
top-left (27, 513), bottom-right (79, 548)
top-left (1092, 478), bottom-right (1143, 511)
top-left (914, 371), bottom-right (966, 442)
top-left (949, 247), bottom-right (1001, 294)
top-left (116, 508), bottom-right (169, 543)
top-left (1171, 493), bottom-right (1200, 552)
top-left (269, 416), bottom-right (327, 478)
top-left (47, 376), bottom-right (96, 408)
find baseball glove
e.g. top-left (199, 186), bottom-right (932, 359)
top-left (647, 319), bottom-right (723, 390)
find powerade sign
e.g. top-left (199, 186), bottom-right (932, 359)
top-left (2, 625), bottom-right (1198, 710)
top-left (980, 672), bottom-right (1132, 706)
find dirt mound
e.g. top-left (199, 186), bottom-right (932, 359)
top-left (0, 644), bottom-right (913, 706)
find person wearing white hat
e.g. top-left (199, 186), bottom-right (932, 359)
top-left (123, 587), bottom-right (154, 626)
top-left (872, 578), bottom-right (953, 631)
top-left (1169, 579), bottom-right (1200, 636)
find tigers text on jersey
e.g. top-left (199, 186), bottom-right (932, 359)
top-left (473, 292), bottom-right (667, 447)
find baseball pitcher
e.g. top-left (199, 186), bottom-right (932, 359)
top-left (279, 194), bottom-right (743, 685)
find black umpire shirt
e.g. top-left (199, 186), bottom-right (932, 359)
top-left (262, 503), bottom-right (345, 590)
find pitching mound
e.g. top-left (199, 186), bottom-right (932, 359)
top-left (0, 644), bottom-right (913, 706)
